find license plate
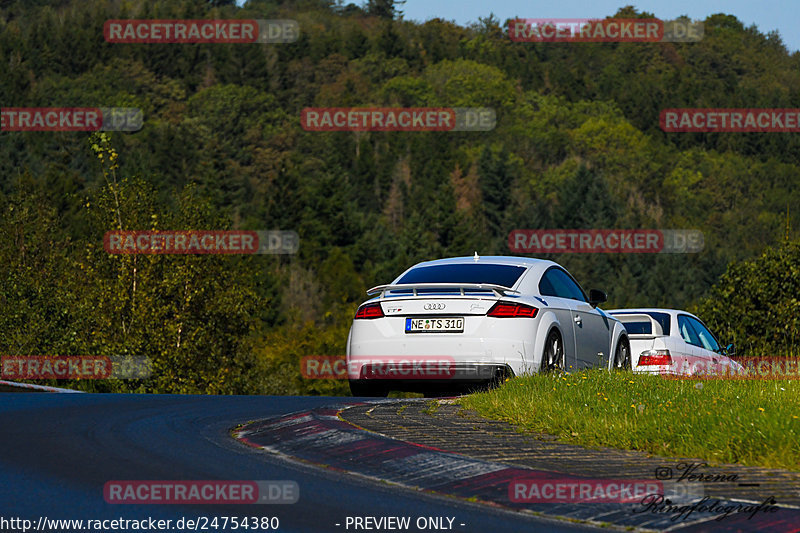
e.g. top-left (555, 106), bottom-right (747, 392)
top-left (405, 317), bottom-right (464, 333)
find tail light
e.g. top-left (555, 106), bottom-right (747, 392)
top-left (487, 301), bottom-right (538, 318)
top-left (354, 302), bottom-right (384, 319)
top-left (638, 349), bottom-right (672, 366)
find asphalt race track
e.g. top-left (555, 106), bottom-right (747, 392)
top-left (0, 393), bottom-right (596, 533)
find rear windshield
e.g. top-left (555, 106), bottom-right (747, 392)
top-left (612, 311), bottom-right (671, 335)
top-left (396, 264), bottom-right (527, 288)
top-left (622, 321), bottom-right (652, 335)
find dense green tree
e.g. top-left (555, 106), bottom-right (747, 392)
top-left (695, 240), bottom-right (800, 356)
top-left (366, 0), bottom-right (404, 19)
top-left (2, 0), bottom-right (800, 392)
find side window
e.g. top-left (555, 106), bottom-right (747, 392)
top-left (677, 315), bottom-right (702, 347)
top-left (539, 273), bottom-right (557, 297)
top-left (539, 268), bottom-right (587, 302)
top-left (686, 316), bottom-right (721, 352)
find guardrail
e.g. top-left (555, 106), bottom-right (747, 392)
top-left (0, 380), bottom-right (84, 393)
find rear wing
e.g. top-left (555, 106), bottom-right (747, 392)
top-left (614, 313), bottom-right (665, 337)
top-left (367, 283), bottom-right (520, 299)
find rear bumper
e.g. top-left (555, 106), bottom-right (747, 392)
top-left (358, 361), bottom-right (508, 380)
top-left (349, 363), bottom-right (513, 393)
top-left (347, 320), bottom-right (534, 378)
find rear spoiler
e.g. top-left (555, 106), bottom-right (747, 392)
top-left (367, 283), bottom-right (520, 299)
top-left (613, 313), bottom-right (664, 336)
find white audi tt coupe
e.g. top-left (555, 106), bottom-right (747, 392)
top-left (346, 255), bottom-right (631, 396)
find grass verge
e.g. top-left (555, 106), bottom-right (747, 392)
top-left (460, 369), bottom-right (800, 471)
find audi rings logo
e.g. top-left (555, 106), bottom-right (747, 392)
top-left (423, 303), bottom-right (446, 310)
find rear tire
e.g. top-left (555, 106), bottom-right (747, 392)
top-left (349, 380), bottom-right (389, 398)
top-left (540, 330), bottom-right (564, 373)
top-left (612, 337), bottom-right (631, 371)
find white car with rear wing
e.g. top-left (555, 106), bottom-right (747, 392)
top-left (606, 309), bottom-right (743, 376)
top-left (346, 255), bottom-right (631, 396)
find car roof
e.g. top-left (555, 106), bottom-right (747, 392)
top-left (409, 255), bottom-right (558, 268)
top-left (392, 256), bottom-right (562, 291)
top-left (606, 308), bottom-right (699, 319)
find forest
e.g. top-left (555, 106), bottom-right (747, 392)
top-left (1, 0), bottom-right (799, 393)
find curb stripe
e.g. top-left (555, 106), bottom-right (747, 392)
top-left (233, 402), bottom-right (800, 532)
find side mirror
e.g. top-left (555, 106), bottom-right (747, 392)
top-left (725, 343), bottom-right (736, 356)
top-left (588, 289), bottom-right (607, 307)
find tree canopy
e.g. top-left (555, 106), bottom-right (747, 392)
top-left (1, 1), bottom-right (798, 392)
